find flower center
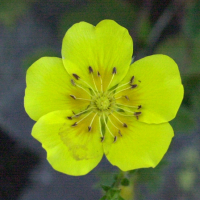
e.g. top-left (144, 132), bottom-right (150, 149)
top-left (92, 92), bottom-right (115, 113)
top-left (68, 66), bottom-right (142, 143)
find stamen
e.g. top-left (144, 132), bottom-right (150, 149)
top-left (70, 95), bottom-right (91, 102)
top-left (79, 78), bottom-right (97, 95)
top-left (112, 67), bottom-right (117, 74)
top-left (114, 136), bottom-right (117, 143)
top-left (116, 103), bottom-right (139, 109)
top-left (123, 123), bottom-right (128, 128)
top-left (118, 130), bottom-right (122, 136)
top-left (131, 84), bottom-right (137, 89)
top-left (98, 71), bottom-right (103, 92)
top-left (73, 111), bottom-right (93, 126)
top-left (103, 115), bottom-right (115, 138)
top-left (71, 122), bottom-right (77, 127)
top-left (67, 116), bottom-right (72, 120)
top-left (73, 73), bottom-right (80, 80)
top-left (111, 113), bottom-right (127, 128)
top-left (114, 85), bottom-right (136, 95)
top-left (107, 67), bottom-right (117, 90)
top-left (76, 84), bottom-right (92, 97)
top-left (89, 66), bottom-right (93, 73)
top-left (130, 76), bottom-right (135, 84)
top-left (88, 113), bottom-right (97, 132)
top-left (70, 94), bottom-right (76, 100)
top-left (76, 97), bottom-right (91, 101)
top-left (99, 116), bottom-right (104, 142)
top-left (71, 107), bottom-right (94, 118)
top-left (138, 105), bottom-right (142, 109)
top-left (71, 79), bottom-right (76, 86)
top-left (108, 116), bottom-right (119, 130)
top-left (88, 66), bottom-right (98, 92)
top-left (134, 112), bottom-right (142, 116)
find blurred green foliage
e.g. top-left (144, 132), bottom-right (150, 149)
top-left (0, 0), bottom-right (29, 27)
top-left (58, 0), bottom-right (136, 37)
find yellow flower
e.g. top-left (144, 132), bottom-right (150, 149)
top-left (24, 20), bottom-right (184, 176)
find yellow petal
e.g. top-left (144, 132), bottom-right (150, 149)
top-left (32, 110), bottom-right (103, 176)
top-left (62, 19), bottom-right (133, 91)
top-left (24, 57), bottom-right (90, 121)
top-left (115, 55), bottom-right (184, 124)
top-left (103, 113), bottom-right (174, 171)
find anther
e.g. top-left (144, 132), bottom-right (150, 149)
top-left (71, 79), bottom-right (76, 86)
top-left (130, 76), bottom-right (135, 84)
top-left (73, 73), bottom-right (80, 80)
top-left (138, 105), bottom-right (142, 109)
top-left (67, 116), bottom-right (72, 120)
top-left (70, 95), bottom-right (76, 100)
top-left (134, 112), bottom-right (142, 116)
top-left (97, 71), bottom-right (101, 77)
top-left (112, 67), bottom-right (117, 74)
top-left (118, 130), bottom-right (122, 136)
top-left (88, 126), bottom-right (92, 132)
top-left (124, 95), bottom-right (129, 100)
top-left (131, 84), bottom-right (137, 89)
top-left (123, 123), bottom-right (128, 128)
top-left (89, 66), bottom-right (93, 74)
top-left (101, 136), bottom-right (105, 142)
top-left (113, 136), bottom-right (117, 143)
top-left (71, 122), bottom-right (77, 127)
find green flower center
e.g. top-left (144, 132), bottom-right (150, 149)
top-left (92, 92), bottom-right (115, 113)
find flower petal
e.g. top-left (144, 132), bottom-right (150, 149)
top-left (24, 57), bottom-right (90, 121)
top-left (61, 19), bottom-right (133, 90)
top-left (32, 110), bottom-right (103, 176)
top-left (103, 114), bottom-right (174, 171)
top-left (115, 55), bottom-right (184, 124)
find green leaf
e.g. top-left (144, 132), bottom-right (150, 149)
top-left (121, 178), bottom-right (130, 186)
top-left (101, 185), bottom-right (111, 192)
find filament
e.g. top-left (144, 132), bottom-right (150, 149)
top-left (103, 114), bottom-right (115, 137)
top-left (76, 84), bottom-right (93, 97)
top-left (80, 79), bottom-right (97, 95)
top-left (76, 111), bottom-right (93, 124)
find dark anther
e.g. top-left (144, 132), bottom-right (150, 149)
top-left (124, 95), bottom-right (129, 100)
top-left (71, 79), bottom-right (76, 86)
top-left (113, 136), bottom-right (117, 143)
top-left (71, 122), bottom-right (77, 127)
top-left (89, 66), bottom-right (93, 74)
top-left (70, 95), bottom-right (76, 100)
top-left (130, 76), bottom-right (135, 84)
top-left (101, 136), bottom-right (105, 142)
top-left (131, 84), bottom-right (137, 89)
top-left (112, 67), bottom-right (117, 74)
top-left (134, 112), bottom-right (142, 116)
top-left (67, 116), bottom-right (72, 120)
top-left (118, 130), bottom-right (122, 136)
top-left (73, 73), bottom-right (80, 80)
top-left (88, 126), bottom-right (92, 132)
top-left (138, 105), bottom-right (142, 109)
top-left (97, 71), bottom-right (101, 77)
top-left (123, 123), bottom-right (128, 128)
top-left (138, 80), bottom-right (141, 83)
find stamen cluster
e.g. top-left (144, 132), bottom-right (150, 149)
top-left (68, 66), bottom-right (142, 143)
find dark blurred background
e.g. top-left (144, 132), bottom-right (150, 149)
top-left (0, 0), bottom-right (200, 199)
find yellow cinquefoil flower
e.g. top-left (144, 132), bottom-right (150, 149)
top-left (24, 20), bottom-right (184, 176)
